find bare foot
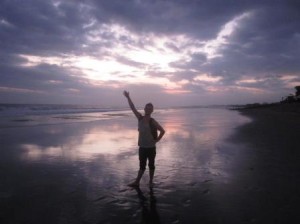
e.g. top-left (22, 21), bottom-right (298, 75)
top-left (128, 182), bottom-right (139, 187)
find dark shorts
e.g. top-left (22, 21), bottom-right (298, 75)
top-left (139, 147), bottom-right (156, 170)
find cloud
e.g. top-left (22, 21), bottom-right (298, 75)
top-left (0, 0), bottom-right (300, 105)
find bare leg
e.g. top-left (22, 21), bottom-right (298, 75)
top-left (149, 169), bottom-right (155, 187)
top-left (128, 170), bottom-right (145, 187)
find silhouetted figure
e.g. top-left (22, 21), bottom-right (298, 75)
top-left (123, 91), bottom-right (165, 187)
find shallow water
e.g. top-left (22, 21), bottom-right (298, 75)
top-left (0, 108), bottom-right (251, 223)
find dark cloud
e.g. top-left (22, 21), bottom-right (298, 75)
top-left (206, 3), bottom-right (300, 77)
top-left (89, 0), bottom-right (263, 39)
top-left (0, 0), bottom-right (90, 56)
top-left (171, 53), bottom-right (207, 71)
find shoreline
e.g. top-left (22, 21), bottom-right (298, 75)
top-left (235, 102), bottom-right (300, 114)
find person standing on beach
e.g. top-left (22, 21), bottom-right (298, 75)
top-left (123, 90), bottom-right (165, 187)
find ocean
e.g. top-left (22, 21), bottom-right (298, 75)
top-left (0, 103), bottom-right (236, 128)
top-left (0, 103), bottom-right (132, 128)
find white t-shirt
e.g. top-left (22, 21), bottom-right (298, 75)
top-left (138, 118), bottom-right (156, 148)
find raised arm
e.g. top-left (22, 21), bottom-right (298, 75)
top-left (123, 90), bottom-right (142, 119)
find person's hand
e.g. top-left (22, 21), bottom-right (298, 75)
top-left (123, 90), bottom-right (130, 98)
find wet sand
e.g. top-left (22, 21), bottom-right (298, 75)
top-left (0, 107), bottom-right (299, 223)
top-left (228, 104), bottom-right (300, 223)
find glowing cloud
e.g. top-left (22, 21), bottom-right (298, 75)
top-left (202, 12), bottom-right (252, 59)
top-left (280, 75), bottom-right (300, 88)
top-left (17, 23), bottom-right (203, 94)
top-left (193, 74), bottom-right (222, 83)
top-left (0, 87), bottom-right (45, 94)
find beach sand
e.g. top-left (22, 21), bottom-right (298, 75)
top-left (227, 104), bottom-right (300, 223)
top-left (0, 106), bottom-right (299, 223)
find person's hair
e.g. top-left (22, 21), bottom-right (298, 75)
top-left (145, 103), bottom-right (153, 108)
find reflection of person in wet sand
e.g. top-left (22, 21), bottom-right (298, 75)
top-left (134, 187), bottom-right (161, 224)
top-left (123, 91), bottom-right (165, 187)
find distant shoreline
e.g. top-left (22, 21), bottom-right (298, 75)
top-left (231, 102), bottom-right (300, 115)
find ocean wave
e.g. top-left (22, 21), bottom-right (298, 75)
top-left (0, 104), bottom-right (125, 117)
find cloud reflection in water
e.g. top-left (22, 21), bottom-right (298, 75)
top-left (16, 108), bottom-right (250, 185)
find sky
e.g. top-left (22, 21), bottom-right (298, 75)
top-left (1, 0), bottom-right (300, 107)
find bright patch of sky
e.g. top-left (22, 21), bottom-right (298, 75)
top-left (21, 13), bottom-right (250, 92)
top-left (19, 13), bottom-right (250, 94)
